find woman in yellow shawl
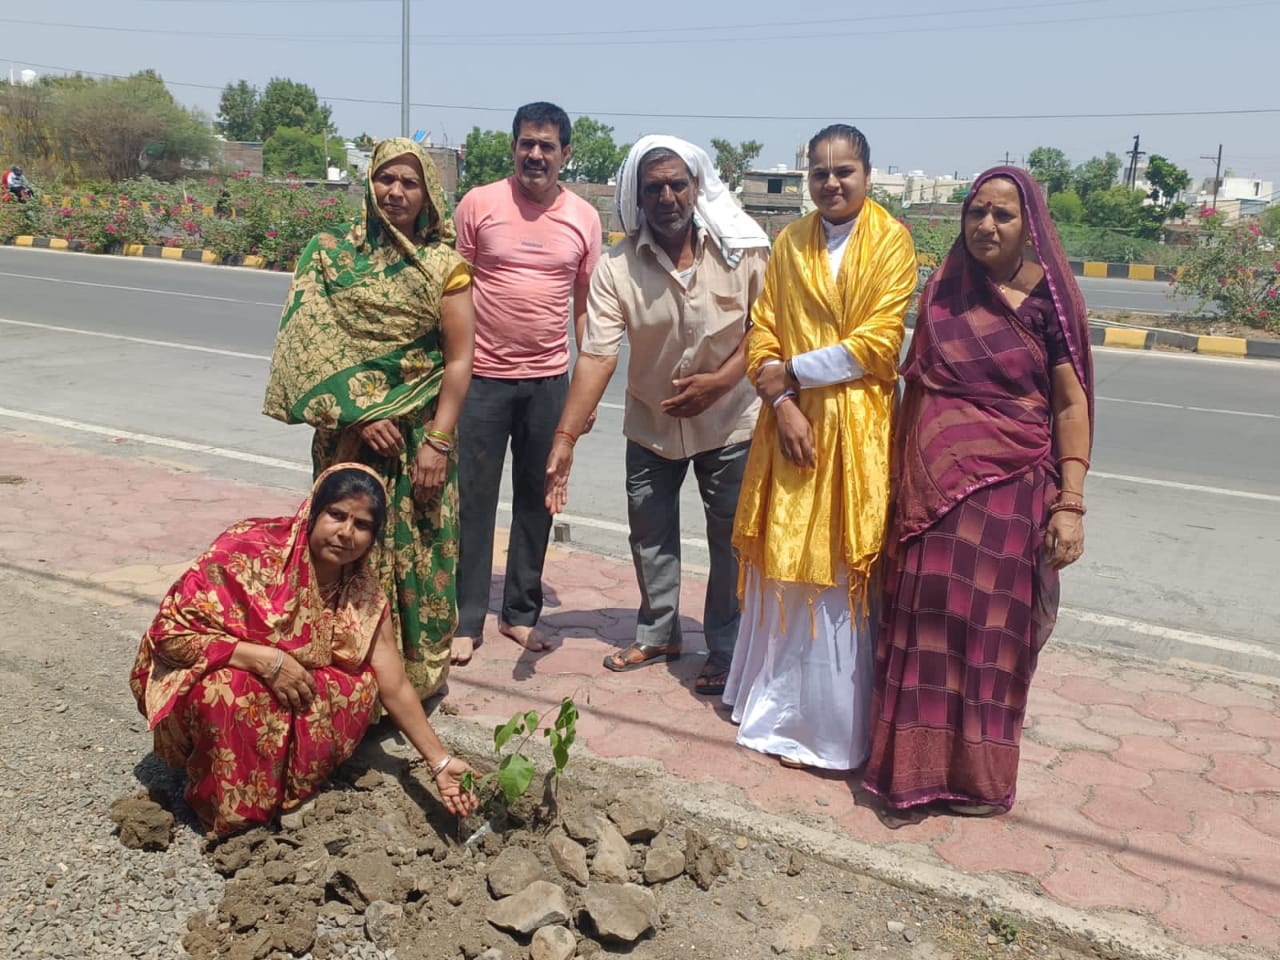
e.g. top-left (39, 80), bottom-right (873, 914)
top-left (723, 125), bottom-right (916, 770)
top-left (264, 139), bottom-right (475, 699)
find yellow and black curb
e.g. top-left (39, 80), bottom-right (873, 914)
top-left (5, 237), bottom-right (291, 271)
top-left (1069, 260), bottom-right (1175, 282)
top-left (1089, 323), bottom-right (1280, 359)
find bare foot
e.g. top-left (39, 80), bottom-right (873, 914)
top-left (499, 622), bottom-right (552, 652)
top-left (450, 635), bottom-right (476, 666)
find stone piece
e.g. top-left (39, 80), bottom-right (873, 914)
top-left (329, 851), bottom-right (401, 908)
top-left (365, 900), bottom-right (403, 945)
top-left (591, 819), bottom-right (633, 884)
top-left (581, 882), bottom-right (658, 943)
top-left (487, 847), bottom-right (546, 897)
top-left (530, 924), bottom-right (577, 960)
top-left (771, 913), bottom-right (822, 954)
top-left (685, 828), bottom-right (735, 890)
top-left (642, 826), bottom-right (685, 884)
top-left (606, 788), bottom-right (665, 841)
top-left (109, 797), bottom-right (173, 851)
top-left (561, 809), bottom-right (606, 843)
top-left (547, 829), bottom-right (590, 886)
top-left (485, 880), bottom-right (571, 935)
top-left (786, 851), bottom-right (805, 876)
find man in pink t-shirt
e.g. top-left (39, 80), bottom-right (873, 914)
top-left (451, 101), bottom-right (602, 663)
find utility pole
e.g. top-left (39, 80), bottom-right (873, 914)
top-left (1200, 144), bottom-right (1223, 209)
top-left (1125, 134), bottom-right (1145, 189)
top-left (401, 0), bottom-right (410, 138)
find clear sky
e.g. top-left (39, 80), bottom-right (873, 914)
top-left (9, 0), bottom-right (1280, 193)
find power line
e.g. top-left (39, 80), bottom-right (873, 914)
top-left (7, 1), bottom-right (1277, 47)
top-left (8, 58), bottom-right (1280, 124)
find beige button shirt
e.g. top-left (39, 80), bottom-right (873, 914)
top-left (583, 223), bottom-right (766, 460)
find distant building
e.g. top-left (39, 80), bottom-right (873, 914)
top-left (741, 166), bottom-right (805, 214)
top-left (872, 169), bottom-right (973, 205)
top-left (218, 140), bottom-right (264, 177)
top-left (345, 143), bottom-right (461, 196)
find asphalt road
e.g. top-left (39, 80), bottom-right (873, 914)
top-left (2, 247), bottom-right (1278, 679)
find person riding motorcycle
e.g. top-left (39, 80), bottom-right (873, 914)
top-left (2, 165), bottom-right (32, 201)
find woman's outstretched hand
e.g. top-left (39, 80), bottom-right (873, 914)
top-left (434, 757), bottom-right (479, 816)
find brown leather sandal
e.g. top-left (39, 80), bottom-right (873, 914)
top-left (602, 642), bottom-right (681, 672)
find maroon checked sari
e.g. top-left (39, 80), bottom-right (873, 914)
top-left (862, 166), bottom-right (1093, 812)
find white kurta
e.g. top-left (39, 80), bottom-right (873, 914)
top-left (722, 568), bottom-right (873, 770)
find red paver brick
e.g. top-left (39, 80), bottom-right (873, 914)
top-left (1188, 809), bottom-right (1280, 861)
top-left (1116, 737), bottom-right (1203, 773)
top-left (1041, 649), bottom-right (1115, 681)
top-left (1230, 862), bottom-right (1280, 918)
top-left (1039, 846), bottom-right (1166, 913)
top-left (1056, 676), bottom-right (1139, 707)
top-left (1013, 780), bottom-right (1125, 851)
top-left (1209, 754), bottom-right (1280, 794)
top-left (1026, 716), bottom-right (1119, 752)
top-left (1025, 687), bottom-right (1089, 721)
top-left (1114, 667), bottom-right (1193, 695)
top-left (1141, 691), bottom-right (1227, 724)
top-left (1080, 703), bottom-right (1176, 739)
top-left (936, 819), bottom-right (1056, 878)
top-left (1144, 770), bottom-right (1256, 822)
top-left (1160, 877), bottom-right (1280, 948)
top-left (1249, 796), bottom-right (1280, 839)
top-left (1018, 738), bottom-right (1060, 768)
top-left (1054, 752), bottom-right (1153, 790)
top-left (1115, 831), bottom-right (1238, 888)
top-left (1224, 706), bottom-right (1280, 741)
top-left (1174, 722), bottom-right (1268, 757)
top-left (1188, 681), bottom-right (1275, 711)
top-left (1080, 784), bottom-right (1192, 836)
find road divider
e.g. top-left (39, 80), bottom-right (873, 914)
top-left (1088, 321), bottom-right (1279, 359)
top-left (4, 236), bottom-right (290, 272)
top-left (1071, 259), bottom-right (1175, 282)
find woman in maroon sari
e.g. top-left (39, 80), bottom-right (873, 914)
top-left (862, 166), bottom-right (1093, 816)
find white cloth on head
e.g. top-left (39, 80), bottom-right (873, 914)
top-left (614, 135), bottom-right (770, 255)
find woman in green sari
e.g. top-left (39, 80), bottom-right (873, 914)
top-left (264, 138), bottom-right (475, 699)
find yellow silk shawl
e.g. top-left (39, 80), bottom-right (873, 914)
top-left (732, 199), bottom-right (917, 607)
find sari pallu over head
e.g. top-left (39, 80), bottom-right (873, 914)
top-left (895, 165), bottom-right (1094, 540)
top-left (262, 138), bottom-right (466, 431)
top-left (129, 463), bottom-right (389, 727)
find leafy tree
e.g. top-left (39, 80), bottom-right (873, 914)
top-left (710, 137), bottom-right (763, 191)
top-left (1145, 154), bottom-right (1190, 218)
top-left (1028, 146), bottom-right (1072, 196)
top-left (352, 132), bottom-right (376, 151)
top-left (1072, 152), bottom-right (1121, 201)
top-left (256, 78), bottom-right (333, 142)
top-left (217, 80), bottom-right (260, 141)
top-left (564, 116), bottom-right (627, 184)
top-left (1083, 185), bottom-right (1163, 240)
top-left (458, 126), bottom-right (514, 198)
top-left (947, 184), bottom-right (970, 203)
top-left (870, 186), bottom-right (905, 218)
top-left (263, 126), bottom-right (346, 178)
top-left (1048, 189), bottom-right (1084, 223)
top-left (54, 72), bottom-right (215, 181)
top-left (1260, 204), bottom-right (1280, 239)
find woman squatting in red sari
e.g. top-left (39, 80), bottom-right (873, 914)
top-left (862, 166), bottom-right (1094, 816)
top-left (130, 464), bottom-right (478, 836)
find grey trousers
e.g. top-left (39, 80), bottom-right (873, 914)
top-left (624, 439), bottom-right (750, 662)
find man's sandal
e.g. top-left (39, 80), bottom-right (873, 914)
top-left (693, 654), bottom-right (732, 697)
top-left (602, 642), bottom-right (681, 672)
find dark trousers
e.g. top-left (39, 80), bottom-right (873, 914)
top-left (456, 374), bottom-right (568, 637)
top-left (625, 439), bottom-right (749, 662)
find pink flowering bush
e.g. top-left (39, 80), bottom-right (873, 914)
top-left (13, 172), bottom-right (362, 264)
top-left (1173, 208), bottom-right (1280, 333)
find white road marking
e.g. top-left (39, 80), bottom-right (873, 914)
top-left (0, 407), bottom-right (309, 472)
top-left (0, 317), bottom-right (269, 360)
top-left (1060, 607), bottom-right (1280, 664)
top-left (1097, 395), bottom-right (1280, 421)
top-left (0, 270), bottom-right (282, 306)
top-left (1090, 470), bottom-right (1280, 504)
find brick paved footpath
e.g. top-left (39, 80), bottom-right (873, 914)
top-left (2, 433), bottom-right (1277, 956)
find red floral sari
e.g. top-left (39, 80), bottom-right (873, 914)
top-left (129, 464), bottom-right (389, 835)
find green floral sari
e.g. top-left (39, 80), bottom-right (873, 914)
top-left (264, 138), bottom-right (469, 698)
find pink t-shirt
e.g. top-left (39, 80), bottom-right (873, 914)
top-left (455, 178), bottom-right (602, 378)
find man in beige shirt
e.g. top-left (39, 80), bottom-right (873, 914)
top-left (545, 136), bottom-right (769, 694)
